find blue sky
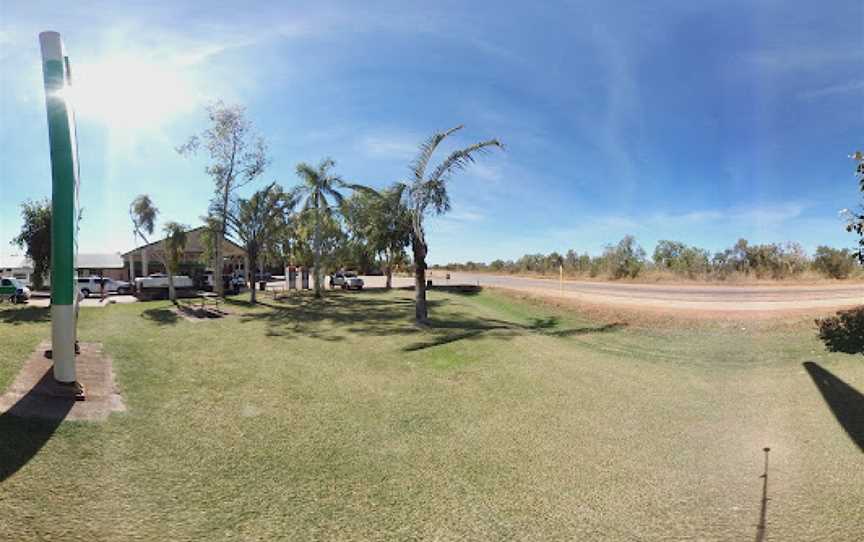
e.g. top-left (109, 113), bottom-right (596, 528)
top-left (1, 0), bottom-right (862, 265)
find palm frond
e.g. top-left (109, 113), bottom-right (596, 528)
top-left (410, 125), bottom-right (464, 184)
top-left (295, 162), bottom-right (319, 186)
top-left (341, 181), bottom-right (379, 198)
top-left (428, 139), bottom-right (503, 184)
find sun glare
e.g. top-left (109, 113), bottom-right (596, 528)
top-left (64, 54), bottom-right (202, 131)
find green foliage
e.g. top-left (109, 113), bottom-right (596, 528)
top-left (198, 214), bottom-right (222, 267)
top-left (11, 199), bottom-right (51, 289)
top-left (711, 239), bottom-right (809, 279)
top-left (288, 205), bottom-right (347, 272)
top-left (228, 183), bottom-right (292, 302)
top-left (603, 235), bottom-right (646, 279)
top-left (162, 222), bottom-right (188, 275)
top-left (293, 158), bottom-right (362, 297)
top-left (813, 246), bottom-right (856, 279)
top-left (342, 185), bottom-right (412, 278)
top-left (844, 151), bottom-right (864, 263)
top-left (129, 194), bottom-right (158, 243)
top-left (816, 307), bottom-right (864, 354)
top-left (653, 240), bottom-right (710, 278)
top-left (178, 101), bottom-right (269, 296)
top-left (445, 238), bottom-right (859, 282)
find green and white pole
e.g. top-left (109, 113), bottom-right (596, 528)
top-left (40, 31), bottom-right (80, 384)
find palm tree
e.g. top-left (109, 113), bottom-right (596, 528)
top-left (129, 195), bottom-right (158, 281)
top-left (397, 125), bottom-right (503, 323)
top-left (162, 222), bottom-right (188, 303)
top-left (293, 158), bottom-right (362, 298)
top-left (228, 183), bottom-right (294, 303)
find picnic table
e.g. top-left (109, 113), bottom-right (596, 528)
top-left (186, 292), bottom-right (221, 311)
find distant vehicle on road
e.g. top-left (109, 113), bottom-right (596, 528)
top-left (331, 271), bottom-right (364, 290)
top-left (0, 277), bottom-right (31, 304)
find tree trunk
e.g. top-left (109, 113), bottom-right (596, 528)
top-left (412, 239), bottom-right (428, 323)
top-left (313, 209), bottom-right (322, 298)
top-left (214, 231), bottom-right (224, 297)
top-left (142, 247), bottom-right (149, 277)
top-left (250, 252), bottom-right (257, 304)
top-left (385, 265), bottom-right (392, 289)
top-left (167, 271), bottom-right (176, 303)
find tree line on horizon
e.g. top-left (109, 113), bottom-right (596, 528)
top-left (435, 236), bottom-right (863, 281)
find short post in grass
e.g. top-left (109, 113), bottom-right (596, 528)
top-left (40, 31), bottom-right (81, 390)
top-left (559, 263), bottom-right (563, 295)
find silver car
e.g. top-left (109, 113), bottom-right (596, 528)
top-left (331, 272), bottom-right (364, 290)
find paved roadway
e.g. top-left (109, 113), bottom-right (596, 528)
top-left (418, 271), bottom-right (864, 313)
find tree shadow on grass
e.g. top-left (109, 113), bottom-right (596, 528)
top-left (239, 292), bottom-right (422, 341)
top-left (0, 369), bottom-right (74, 483)
top-left (429, 284), bottom-right (482, 296)
top-left (235, 290), bottom-right (627, 349)
top-left (816, 307), bottom-right (864, 354)
top-left (803, 361), bottom-right (864, 452)
top-left (141, 308), bottom-right (179, 326)
top-left (349, 284), bottom-right (482, 296)
top-left (0, 306), bottom-right (50, 325)
top-left (405, 315), bottom-right (627, 352)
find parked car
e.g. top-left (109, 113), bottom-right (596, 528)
top-left (202, 271), bottom-right (244, 294)
top-left (0, 277), bottom-right (31, 304)
top-left (76, 276), bottom-right (132, 297)
top-left (331, 271), bottom-right (364, 290)
top-left (102, 278), bottom-right (132, 294)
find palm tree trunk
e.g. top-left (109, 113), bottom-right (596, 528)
top-left (412, 239), bottom-right (428, 323)
top-left (313, 207), bottom-right (322, 298)
top-left (168, 270), bottom-right (176, 303)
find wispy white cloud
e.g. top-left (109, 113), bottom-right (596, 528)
top-left (467, 163), bottom-right (503, 183)
top-left (798, 80), bottom-right (864, 100)
top-left (543, 202), bottom-right (811, 255)
top-left (360, 135), bottom-right (420, 160)
top-left (590, 24), bottom-right (641, 199)
top-left (744, 48), bottom-right (863, 72)
top-left (448, 208), bottom-right (486, 222)
top-left (644, 202), bottom-right (805, 229)
top-left (428, 203), bottom-right (487, 237)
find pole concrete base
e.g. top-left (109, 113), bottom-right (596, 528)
top-left (51, 303), bottom-right (76, 383)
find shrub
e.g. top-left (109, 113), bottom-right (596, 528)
top-left (813, 246), bottom-right (856, 279)
top-left (816, 307), bottom-right (864, 354)
top-left (654, 240), bottom-right (710, 278)
top-left (604, 235), bottom-right (646, 279)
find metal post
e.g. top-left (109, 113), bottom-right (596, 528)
top-left (40, 31), bottom-right (80, 385)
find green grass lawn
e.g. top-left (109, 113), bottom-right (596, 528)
top-left (1, 288), bottom-right (862, 541)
